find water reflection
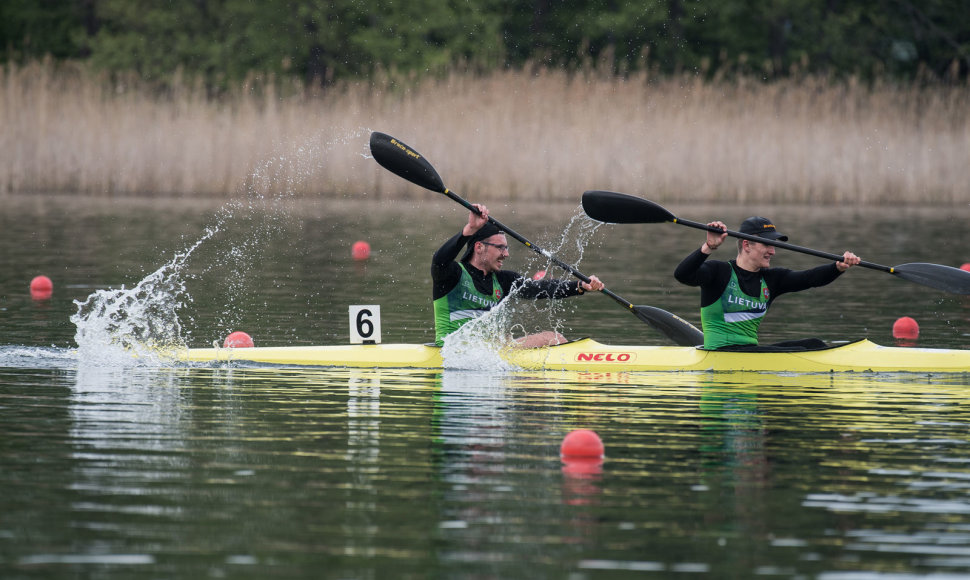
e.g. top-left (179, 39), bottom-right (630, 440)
top-left (63, 366), bottom-right (190, 567)
top-left (561, 455), bottom-right (604, 505)
top-left (345, 369), bottom-right (381, 561)
top-left (3, 358), bottom-right (970, 577)
top-left (432, 370), bottom-right (521, 567)
top-left (429, 369), bottom-right (618, 573)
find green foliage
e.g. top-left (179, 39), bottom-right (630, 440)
top-left (1, 0), bottom-right (967, 87)
top-left (76, 0), bottom-right (504, 90)
top-left (0, 0), bottom-right (88, 61)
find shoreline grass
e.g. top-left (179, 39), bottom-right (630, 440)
top-left (2, 59), bottom-right (967, 205)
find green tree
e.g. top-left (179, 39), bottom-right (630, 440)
top-left (0, 0), bottom-right (90, 62)
top-left (82, 0), bottom-right (504, 89)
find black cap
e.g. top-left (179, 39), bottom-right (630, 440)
top-left (739, 216), bottom-right (788, 241)
top-left (461, 222), bottom-right (502, 261)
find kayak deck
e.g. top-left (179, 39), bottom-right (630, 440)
top-left (180, 338), bottom-right (970, 374)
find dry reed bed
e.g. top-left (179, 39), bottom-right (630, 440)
top-left (2, 60), bottom-right (967, 205)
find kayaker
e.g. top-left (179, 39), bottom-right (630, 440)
top-left (674, 216), bottom-right (860, 351)
top-left (432, 204), bottom-right (604, 347)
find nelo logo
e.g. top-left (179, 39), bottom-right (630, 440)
top-left (575, 352), bottom-right (635, 363)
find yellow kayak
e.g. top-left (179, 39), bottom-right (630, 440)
top-left (180, 338), bottom-right (970, 374)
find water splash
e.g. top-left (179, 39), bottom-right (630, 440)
top-left (71, 228), bottom-right (217, 366)
top-left (68, 127), bottom-right (370, 367)
top-left (440, 300), bottom-right (519, 371)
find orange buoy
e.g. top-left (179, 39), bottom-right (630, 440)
top-left (352, 240), bottom-right (371, 261)
top-left (30, 275), bottom-right (53, 300)
top-left (560, 429), bottom-right (604, 458)
top-left (224, 331), bottom-right (254, 348)
top-left (892, 317), bottom-right (919, 341)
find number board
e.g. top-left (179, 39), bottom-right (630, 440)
top-left (349, 305), bottom-right (381, 344)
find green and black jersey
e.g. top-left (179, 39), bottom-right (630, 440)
top-left (431, 230), bottom-right (583, 346)
top-left (674, 248), bottom-right (842, 350)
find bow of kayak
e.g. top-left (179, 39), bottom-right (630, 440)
top-left (178, 338), bottom-right (970, 373)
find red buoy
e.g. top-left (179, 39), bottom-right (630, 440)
top-left (224, 331), bottom-right (254, 348)
top-left (560, 429), bottom-right (604, 458)
top-left (30, 275), bottom-right (53, 300)
top-left (961, 263), bottom-right (970, 272)
top-left (352, 240), bottom-right (371, 261)
top-left (892, 317), bottom-right (919, 341)
top-left (532, 270), bottom-right (547, 280)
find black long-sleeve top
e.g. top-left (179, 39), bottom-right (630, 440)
top-left (431, 230), bottom-right (583, 301)
top-left (674, 248), bottom-right (843, 308)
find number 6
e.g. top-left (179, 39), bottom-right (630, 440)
top-left (349, 305), bottom-right (381, 344)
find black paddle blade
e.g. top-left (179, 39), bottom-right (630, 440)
top-left (893, 263), bottom-right (970, 295)
top-left (582, 190), bottom-right (675, 224)
top-left (632, 305), bottom-right (704, 346)
top-left (369, 132), bottom-right (446, 193)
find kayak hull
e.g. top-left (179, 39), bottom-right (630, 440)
top-left (180, 339), bottom-right (970, 374)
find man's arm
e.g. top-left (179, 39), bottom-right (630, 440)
top-left (431, 231), bottom-right (468, 300)
top-left (675, 248), bottom-right (718, 286)
top-left (501, 271), bottom-right (583, 300)
top-left (766, 263), bottom-right (842, 296)
top-left (675, 249), bottom-right (732, 307)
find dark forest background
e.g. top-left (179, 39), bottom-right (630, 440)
top-left (3, 0), bottom-right (967, 89)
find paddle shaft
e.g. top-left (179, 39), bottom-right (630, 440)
top-left (675, 217), bottom-right (891, 273)
top-left (372, 132), bottom-right (635, 303)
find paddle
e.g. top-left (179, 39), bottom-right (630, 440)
top-left (582, 190), bottom-right (970, 295)
top-left (368, 132), bottom-right (704, 346)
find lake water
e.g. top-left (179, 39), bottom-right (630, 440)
top-left (1, 183), bottom-right (969, 579)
